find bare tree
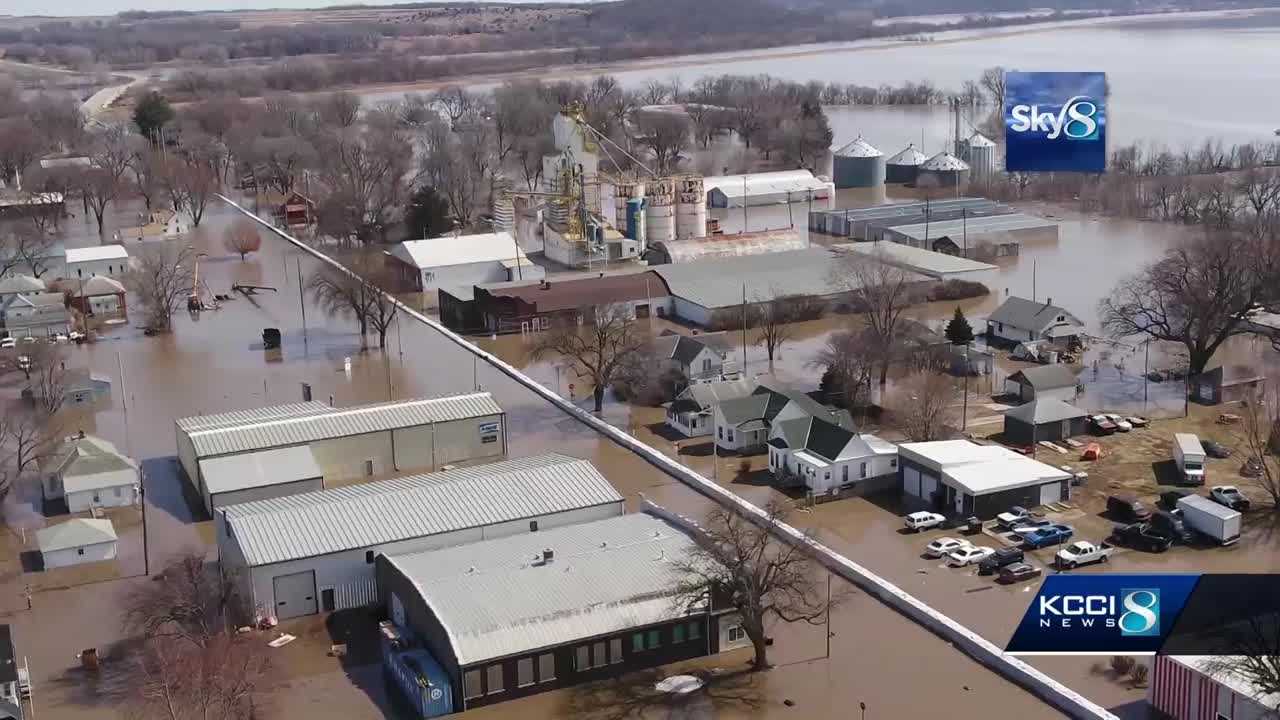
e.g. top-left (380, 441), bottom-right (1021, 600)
top-left (889, 370), bottom-right (959, 442)
top-left (0, 116), bottom-right (43, 187)
top-left (432, 86), bottom-right (476, 128)
top-left (835, 250), bottom-right (922, 388)
top-left (314, 127), bottom-right (411, 244)
top-left (670, 500), bottom-right (840, 671)
top-left (222, 219), bottom-right (262, 261)
top-left (1237, 392), bottom-right (1280, 511)
top-left (529, 303), bottom-right (648, 412)
top-left (633, 112), bottom-right (690, 175)
top-left (78, 167), bottom-right (124, 235)
top-left (811, 327), bottom-right (877, 411)
top-left (0, 409), bottom-right (59, 504)
top-left (749, 292), bottom-right (819, 372)
top-left (316, 91), bottom-right (361, 128)
top-left (306, 254), bottom-right (398, 348)
top-left (128, 243), bottom-right (196, 332)
top-left (980, 66), bottom-right (1006, 106)
top-left (124, 552), bottom-right (244, 646)
top-left (25, 343), bottom-right (68, 415)
top-left (1101, 229), bottom-right (1269, 375)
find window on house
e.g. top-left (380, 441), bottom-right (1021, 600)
top-left (717, 426), bottom-right (723, 440)
top-left (364, 459), bottom-right (375, 477)
top-left (646, 629), bottom-right (661, 650)
top-left (673, 624), bottom-right (686, 644)
top-left (727, 429), bottom-right (734, 442)
top-left (860, 462), bottom-right (867, 479)
top-left (486, 665), bottom-right (504, 694)
top-left (890, 458), bottom-right (897, 468)
top-left (688, 621), bottom-right (702, 640)
top-left (517, 658), bottom-right (534, 687)
top-left (114, 487), bottom-right (122, 497)
top-left (93, 493), bottom-right (100, 503)
top-left (77, 548), bottom-right (85, 556)
top-left (529, 520), bottom-right (538, 532)
top-left (632, 633), bottom-right (645, 652)
top-left (843, 466), bottom-right (849, 483)
top-left (538, 653), bottom-right (555, 682)
top-left (592, 642), bottom-right (606, 668)
top-left (702, 358), bottom-right (711, 373)
top-left (575, 645), bottom-right (590, 670)
top-left (365, 550), bottom-right (375, 564)
top-left (609, 638), bottom-right (623, 664)
top-left (727, 626), bottom-right (746, 643)
top-left (824, 471), bottom-right (830, 480)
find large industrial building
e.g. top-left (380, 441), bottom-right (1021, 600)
top-left (641, 228), bottom-right (806, 265)
top-left (837, 242), bottom-right (997, 283)
top-left (704, 170), bottom-right (834, 209)
top-left (809, 198), bottom-right (1005, 240)
top-left (899, 440), bottom-right (1071, 518)
top-left (376, 512), bottom-right (747, 714)
top-left (387, 232), bottom-right (542, 294)
top-left (176, 394), bottom-right (507, 514)
top-left (216, 453), bottom-right (625, 620)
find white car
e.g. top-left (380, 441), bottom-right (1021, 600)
top-left (946, 545), bottom-right (996, 567)
top-left (925, 536), bottom-right (971, 558)
top-left (0, 337), bottom-right (14, 349)
top-left (1105, 413), bottom-right (1133, 432)
top-left (904, 511), bottom-right (946, 532)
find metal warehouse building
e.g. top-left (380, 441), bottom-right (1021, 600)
top-left (216, 453), bottom-right (625, 621)
top-left (898, 440), bottom-right (1071, 519)
top-left (376, 512), bottom-right (744, 714)
top-left (176, 393), bottom-right (507, 514)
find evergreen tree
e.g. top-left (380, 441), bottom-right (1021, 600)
top-left (945, 306), bottom-right (974, 345)
top-left (404, 185), bottom-right (451, 241)
top-left (133, 91), bottom-right (175, 144)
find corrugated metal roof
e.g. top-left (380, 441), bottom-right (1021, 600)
top-left (837, 242), bottom-right (996, 278)
top-left (649, 228), bottom-right (806, 264)
top-left (36, 518), bottom-right (117, 552)
top-left (834, 137), bottom-right (883, 158)
top-left (704, 170), bottom-right (831, 198)
top-left (184, 393), bottom-right (503, 458)
top-left (966, 132), bottom-right (996, 148)
top-left (223, 454), bottom-right (623, 566)
top-left (885, 213), bottom-right (1057, 242)
top-left (384, 513), bottom-right (699, 665)
top-left (921, 152), bottom-right (970, 172)
top-left (176, 402), bottom-right (331, 433)
top-left (65, 245), bottom-right (129, 264)
top-left (391, 232), bottom-right (527, 269)
top-left (199, 446), bottom-right (323, 496)
top-left (886, 144), bottom-right (929, 166)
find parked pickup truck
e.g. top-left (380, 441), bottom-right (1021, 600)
top-left (1020, 524), bottom-right (1074, 548)
top-left (996, 506), bottom-right (1032, 530)
top-left (1056, 540), bottom-right (1114, 568)
top-left (1110, 522), bottom-right (1174, 553)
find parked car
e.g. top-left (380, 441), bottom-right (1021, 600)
top-left (1056, 540), bottom-right (1115, 568)
top-left (1210, 485), bottom-right (1250, 511)
top-left (946, 545), bottom-right (996, 567)
top-left (1150, 509), bottom-right (1194, 544)
top-left (1021, 524), bottom-right (1074, 548)
top-left (17, 666), bottom-right (29, 698)
top-left (1104, 414), bottom-right (1133, 432)
top-left (1125, 416), bottom-right (1149, 428)
top-left (1202, 440), bottom-right (1232, 459)
top-left (925, 537), bottom-right (971, 558)
top-left (1090, 415), bottom-right (1118, 435)
top-left (978, 546), bottom-right (1025, 575)
top-left (1011, 518), bottom-right (1053, 535)
top-left (1110, 523), bottom-right (1173, 553)
top-left (905, 511), bottom-right (947, 532)
top-left (1242, 457), bottom-right (1264, 478)
top-left (0, 337), bottom-right (14, 349)
top-left (996, 506), bottom-right (1032, 529)
top-left (1160, 489), bottom-right (1194, 510)
top-left (1107, 494), bottom-right (1153, 522)
top-left (997, 562), bottom-right (1043, 584)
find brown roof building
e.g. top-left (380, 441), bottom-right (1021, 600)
top-left (441, 271), bottom-right (669, 334)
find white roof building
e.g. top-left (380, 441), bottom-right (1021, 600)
top-left (704, 170), bottom-right (834, 208)
top-left (64, 245), bottom-right (130, 265)
top-left (37, 518), bottom-right (119, 569)
top-left (389, 232), bottom-right (541, 291)
top-left (898, 439), bottom-right (1071, 518)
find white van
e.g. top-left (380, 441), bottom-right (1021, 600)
top-left (1172, 433), bottom-right (1206, 486)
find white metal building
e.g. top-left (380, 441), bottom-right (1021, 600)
top-left (64, 245), bottom-right (130, 279)
top-left (176, 393), bottom-right (508, 514)
top-left (216, 453), bottom-right (625, 621)
top-left (898, 440), bottom-right (1071, 519)
top-left (389, 233), bottom-right (543, 292)
top-left (199, 446), bottom-right (324, 514)
top-left (1149, 655), bottom-right (1274, 720)
top-left (704, 170), bottom-right (834, 209)
top-left (40, 434), bottom-right (139, 513)
top-left (37, 518), bottom-right (118, 569)
top-left (837, 242), bottom-right (997, 283)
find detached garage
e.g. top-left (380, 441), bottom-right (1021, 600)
top-left (1002, 398), bottom-right (1089, 446)
top-left (899, 440), bottom-right (1071, 519)
top-left (37, 518), bottom-right (118, 569)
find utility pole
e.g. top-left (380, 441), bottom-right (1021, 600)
top-left (296, 257), bottom-right (307, 343)
top-left (741, 283), bottom-right (748, 374)
top-left (1143, 339), bottom-right (1150, 412)
top-left (742, 176), bottom-right (748, 231)
top-left (962, 345), bottom-right (970, 431)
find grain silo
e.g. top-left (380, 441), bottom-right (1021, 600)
top-left (645, 177), bottom-right (676, 245)
top-left (675, 175), bottom-right (707, 239)
top-left (615, 180), bottom-right (645, 230)
top-left (917, 151), bottom-right (970, 188)
top-left (885, 144), bottom-right (928, 185)
top-left (489, 175), bottom-right (514, 232)
top-left (963, 132), bottom-right (997, 178)
top-left (832, 137), bottom-right (885, 189)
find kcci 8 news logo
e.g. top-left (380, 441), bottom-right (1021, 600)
top-left (1035, 588), bottom-right (1160, 637)
top-left (1004, 71), bottom-right (1107, 173)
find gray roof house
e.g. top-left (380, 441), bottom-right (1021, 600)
top-left (2, 292), bottom-right (69, 338)
top-left (39, 433), bottom-right (139, 513)
top-left (986, 296), bottom-right (1085, 345)
top-left (1007, 365), bottom-right (1082, 403)
top-left (653, 332), bottom-right (733, 382)
top-left (714, 378), bottom-right (852, 453)
top-left (665, 376), bottom-right (757, 438)
top-left (1002, 398), bottom-right (1089, 445)
top-left (767, 415), bottom-right (898, 495)
top-left (0, 274), bottom-right (46, 298)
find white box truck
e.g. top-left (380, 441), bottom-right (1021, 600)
top-left (1177, 494), bottom-right (1240, 546)
top-left (1172, 433), bottom-right (1206, 486)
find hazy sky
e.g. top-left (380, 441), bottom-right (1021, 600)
top-left (1, 0), bottom-right (594, 18)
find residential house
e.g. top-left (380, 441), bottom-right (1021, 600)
top-left (114, 208), bottom-right (187, 242)
top-left (1007, 365), bottom-right (1081, 403)
top-left (652, 332), bottom-right (733, 383)
top-left (271, 191), bottom-right (315, 230)
top-left (69, 275), bottom-right (126, 319)
top-left (36, 518), bottom-right (118, 569)
top-left (389, 232), bottom-right (543, 295)
top-left (713, 379), bottom-right (851, 453)
top-left (64, 245), bottom-right (130, 279)
top-left (986, 296), bottom-right (1085, 346)
top-left (664, 377), bottom-right (756, 438)
top-left (35, 369), bottom-right (111, 408)
top-left (375, 512), bottom-right (746, 714)
top-left (40, 433), bottom-right (139, 513)
top-left (1002, 398), bottom-right (1089, 445)
top-left (767, 416), bottom-right (898, 495)
top-left (0, 275), bottom-right (45, 302)
top-left (899, 440), bottom-right (1072, 518)
top-left (0, 625), bottom-right (20, 720)
top-left (2, 292), bottom-right (69, 338)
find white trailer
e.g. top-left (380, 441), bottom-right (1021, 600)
top-left (1172, 433), bottom-right (1206, 485)
top-left (1177, 495), bottom-right (1240, 546)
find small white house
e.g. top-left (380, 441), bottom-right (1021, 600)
top-left (665, 377), bottom-right (757, 438)
top-left (653, 332), bottom-right (734, 383)
top-left (1006, 365), bottom-right (1081, 403)
top-left (41, 433), bottom-right (139, 513)
top-left (986, 296), bottom-right (1085, 345)
top-left (389, 232), bottom-right (543, 293)
top-left (64, 245), bottom-right (131, 279)
top-left (2, 292), bottom-right (68, 338)
top-left (767, 416), bottom-right (897, 495)
top-left (36, 518), bottom-right (118, 569)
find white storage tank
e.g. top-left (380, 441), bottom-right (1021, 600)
top-left (917, 151), bottom-right (971, 188)
top-left (964, 132), bottom-right (997, 178)
top-left (832, 137), bottom-right (885, 189)
top-left (886, 144), bottom-right (928, 185)
top-left (615, 181), bottom-right (644, 229)
top-left (646, 177), bottom-right (676, 244)
top-left (675, 176), bottom-right (707, 239)
top-left (489, 175), bottom-right (514, 232)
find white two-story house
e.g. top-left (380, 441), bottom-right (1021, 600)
top-left (653, 332), bottom-right (735, 384)
top-left (665, 377), bottom-right (756, 438)
top-left (767, 416), bottom-right (898, 495)
top-left (713, 379), bottom-right (851, 453)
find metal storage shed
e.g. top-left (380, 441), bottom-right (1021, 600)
top-left (37, 518), bottom-right (118, 569)
top-left (1002, 398), bottom-right (1089, 445)
top-left (704, 170), bottom-right (834, 208)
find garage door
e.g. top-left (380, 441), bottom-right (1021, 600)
top-left (273, 570), bottom-right (318, 620)
top-left (1039, 481), bottom-right (1060, 507)
top-left (903, 467), bottom-right (921, 497)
